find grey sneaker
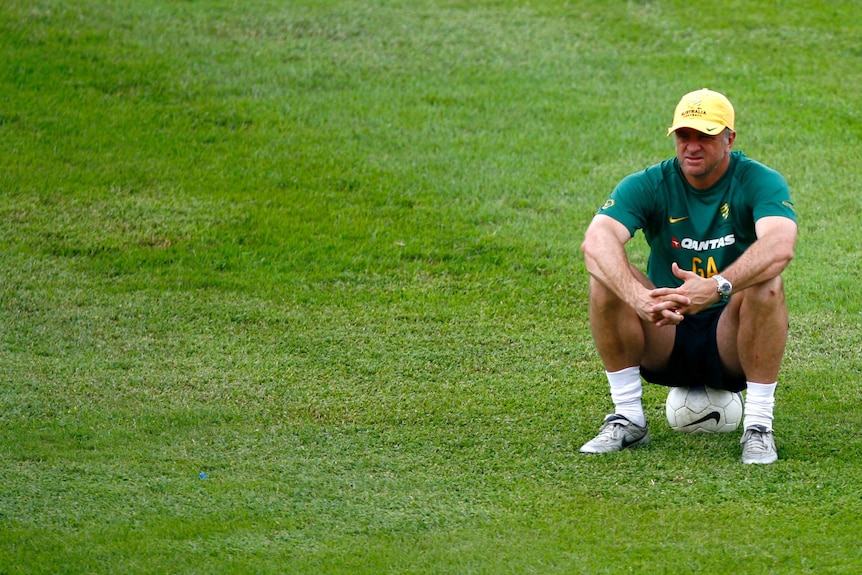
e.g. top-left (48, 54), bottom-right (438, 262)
top-left (579, 414), bottom-right (650, 454)
top-left (740, 425), bottom-right (778, 464)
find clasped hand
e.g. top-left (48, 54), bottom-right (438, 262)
top-left (640, 263), bottom-right (718, 327)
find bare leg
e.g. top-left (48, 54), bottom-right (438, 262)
top-left (718, 276), bottom-right (787, 440)
top-left (718, 276), bottom-right (788, 383)
top-left (586, 269), bottom-right (677, 430)
top-left (588, 268), bottom-right (676, 373)
top-left (580, 272), bottom-right (672, 452)
top-left (588, 276), bottom-right (645, 371)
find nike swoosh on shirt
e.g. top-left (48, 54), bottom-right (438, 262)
top-left (669, 216), bottom-right (689, 223)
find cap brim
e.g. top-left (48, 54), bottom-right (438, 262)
top-left (667, 119), bottom-right (727, 136)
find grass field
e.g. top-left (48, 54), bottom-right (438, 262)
top-left (1, 1), bottom-right (861, 573)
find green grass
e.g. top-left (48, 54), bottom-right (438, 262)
top-left (1, 0), bottom-right (861, 573)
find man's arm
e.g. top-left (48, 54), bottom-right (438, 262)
top-left (659, 216), bottom-right (798, 313)
top-left (723, 215), bottom-right (797, 291)
top-left (582, 214), bottom-right (689, 325)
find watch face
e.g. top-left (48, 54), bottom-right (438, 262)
top-left (714, 275), bottom-right (731, 297)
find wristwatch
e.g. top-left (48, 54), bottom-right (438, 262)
top-left (713, 274), bottom-right (732, 300)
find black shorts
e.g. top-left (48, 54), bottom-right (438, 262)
top-left (640, 309), bottom-right (747, 393)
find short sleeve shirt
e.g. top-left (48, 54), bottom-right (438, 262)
top-left (597, 151), bottom-right (797, 293)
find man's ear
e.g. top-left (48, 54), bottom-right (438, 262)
top-left (725, 129), bottom-right (737, 148)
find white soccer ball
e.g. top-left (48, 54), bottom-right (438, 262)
top-left (665, 386), bottom-right (743, 434)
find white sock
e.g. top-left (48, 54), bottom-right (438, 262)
top-left (607, 366), bottom-right (645, 427)
top-left (743, 381), bottom-right (776, 431)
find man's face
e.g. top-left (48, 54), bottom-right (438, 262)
top-left (674, 127), bottom-right (736, 189)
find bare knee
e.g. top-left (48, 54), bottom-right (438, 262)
top-left (746, 276), bottom-right (785, 306)
top-left (588, 277), bottom-right (618, 308)
top-left (737, 276), bottom-right (787, 322)
top-left (589, 267), bottom-right (651, 309)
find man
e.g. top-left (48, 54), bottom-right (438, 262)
top-left (579, 88), bottom-right (797, 464)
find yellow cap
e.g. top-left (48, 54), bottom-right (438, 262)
top-left (667, 89), bottom-right (735, 136)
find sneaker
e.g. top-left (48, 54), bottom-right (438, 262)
top-left (740, 425), bottom-right (778, 464)
top-left (579, 414), bottom-right (650, 454)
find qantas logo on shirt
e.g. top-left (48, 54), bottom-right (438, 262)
top-left (671, 234), bottom-right (736, 251)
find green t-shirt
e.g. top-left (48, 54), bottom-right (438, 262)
top-left (598, 151), bottom-right (797, 291)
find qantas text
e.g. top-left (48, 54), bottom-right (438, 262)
top-left (672, 234), bottom-right (735, 251)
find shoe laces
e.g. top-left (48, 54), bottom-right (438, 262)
top-left (599, 419), bottom-right (629, 439)
top-left (742, 425), bottom-right (772, 452)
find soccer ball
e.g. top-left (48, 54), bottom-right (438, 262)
top-left (665, 386), bottom-right (743, 434)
